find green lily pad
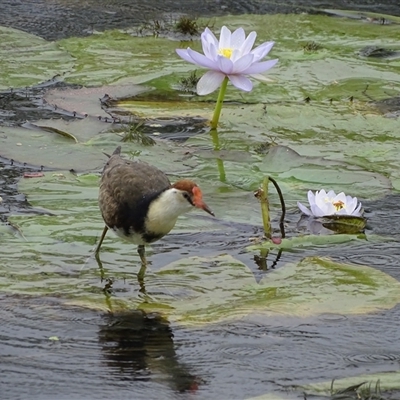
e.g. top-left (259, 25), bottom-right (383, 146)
top-left (1, 165), bottom-right (400, 327)
top-left (123, 255), bottom-right (400, 326)
top-left (0, 120), bottom-right (208, 173)
top-left (246, 394), bottom-right (292, 400)
top-left (323, 9), bottom-right (400, 24)
top-left (0, 123), bottom-right (107, 171)
top-left (43, 83), bottom-right (150, 119)
top-left (247, 233), bottom-right (369, 251)
top-left (301, 371), bottom-right (400, 395)
top-left (0, 26), bottom-right (74, 90)
top-left (321, 215), bottom-right (367, 233)
top-left (58, 31), bottom-right (191, 86)
top-left (258, 145), bottom-right (392, 201)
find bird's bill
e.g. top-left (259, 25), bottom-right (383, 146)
top-left (196, 200), bottom-right (215, 216)
top-left (192, 186), bottom-right (215, 216)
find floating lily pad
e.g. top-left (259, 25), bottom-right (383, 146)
top-left (0, 120), bottom-right (208, 173)
top-left (246, 394), bottom-right (292, 400)
top-left (259, 145), bottom-right (392, 200)
top-left (323, 9), bottom-right (400, 24)
top-left (3, 169), bottom-right (399, 326)
top-left (247, 233), bottom-right (369, 252)
top-left (119, 255), bottom-right (400, 326)
top-left (43, 83), bottom-right (150, 119)
top-left (117, 96), bottom-right (214, 120)
top-left (58, 31), bottom-right (191, 86)
top-left (301, 371), bottom-right (400, 395)
top-left (0, 123), bottom-right (107, 171)
top-left (0, 26), bottom-right (74, 90)
top-left (321, 214), bottom-right (367, 233)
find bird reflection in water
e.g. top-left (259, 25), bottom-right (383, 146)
top-left (98, 310), bottom-right (202, 393)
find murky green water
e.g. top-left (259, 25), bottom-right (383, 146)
top-left (1, 4), bottom-right (400, 400)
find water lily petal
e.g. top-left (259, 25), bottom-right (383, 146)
top-left (230, 48), bottom-right (242, 63)
top-left (315, 193), bottom-right (331, 215)
top-left (202, 32), bottom-right (219, 60)
top-left (206, 42), bottom-right (220, 62)
top-left (176, 48), bottom-right (197, 65)
top-left (301, 189), bottom-right (363, 218)
top-left (326, 190), bottom-right (336, 198)
top-left (298, 201), bottom-right (313, 216)
top-left (187, 48), bottom-right (219, 69)
top-left (239, 31), bottom-right (257, 55)
top-left (197, 70), bottom-right (226, 95)
top-left (334, 192), bottom-right (347, 207)
top-left (177, 26), bottom-right (278, 97)
top-left (345, 196), bottom-right (358, 213)
top-left (217, 55), bottom-right (234, 74)
top-left (249, 73), bottom-right (275, 83)
top-left (228, 74), bottom-right (253, 92)
top-left (353, 202), bottom-right (363, 216)
top-left (310, 203), bottom-right (328, 217)
top-left (251, 41), bottom-right (275, 61)
top-left (201, 28), bottom-right (219, 58)
top-left (219, 26), bottom-right (232, 50)
top-left (242, 59), bottom-right (279, 74)
top-left (231, 53), bottom-right (255, 74)
top-left (231, 27), bottom-right (246, 49)
top-left (307, 190), bottom-right (317, 207)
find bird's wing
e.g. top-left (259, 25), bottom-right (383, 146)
top-left (99, 155), bottom-right (171, 234)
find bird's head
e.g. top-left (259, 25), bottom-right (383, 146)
top-left (172, 179), bottom-right (214, 216)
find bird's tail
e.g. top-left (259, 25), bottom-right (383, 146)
top-left (103, 146), bottom-right (121, 159)
top-left (112, 146), bottom-right (121, 156)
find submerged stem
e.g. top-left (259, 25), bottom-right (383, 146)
top-left (210, 76), bottom-right (228, 129)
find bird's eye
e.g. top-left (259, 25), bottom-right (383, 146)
top-left (183, 191), bottom-right (194, 205)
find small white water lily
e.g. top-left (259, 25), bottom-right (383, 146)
top-left (176, 26), bottom-right (278, 95)
top-left (297, 190), bottom-right (363, 217)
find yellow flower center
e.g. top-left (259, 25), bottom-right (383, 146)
top-left (332, 200), bottom-right (345, 211)
top-left (219, 48), bottom-right (233, 59)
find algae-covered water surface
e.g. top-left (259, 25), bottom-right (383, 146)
top-left (1, 6), bottom-right (400, 400)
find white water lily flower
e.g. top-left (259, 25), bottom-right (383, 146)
top-left (297, 190), bottom-right (363, 217)
top-left (176, 26), bottom-right (278, 95)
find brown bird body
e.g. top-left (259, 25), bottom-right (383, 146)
top-left (95, 146), bottom-right (214, 270)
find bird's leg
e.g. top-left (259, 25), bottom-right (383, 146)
top-left (95, 225), bottom-right (109, 255)
top-left (137, 244), bottom-right (147, 282)
top-left (137, 244), bottom-right (147, 264)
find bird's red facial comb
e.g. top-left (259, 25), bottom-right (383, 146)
top-left (192, 186), bottom-right (214, 216)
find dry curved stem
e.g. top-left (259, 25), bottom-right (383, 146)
top-left (254, 176), bottom-right (286, 240)
top-left (268, 176), bottom-right (286, 239)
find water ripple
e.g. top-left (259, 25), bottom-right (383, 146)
top-left (345, 352), bottom-right (400, 364)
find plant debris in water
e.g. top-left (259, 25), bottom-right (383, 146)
top-left (114, 120), bottom-right (156, 145)
top-left (175, 16), bottom-right (199, 36)
top-left (303, 41), bottom-right (322, 52)
top-left (133, 15), bottom-right (209, 38)
top-left (178, 70), bottom-right (200, 93)
top-left (135, 18), bottom-right (165, 37)
top-left (253, 139), bottom-right (277, 154)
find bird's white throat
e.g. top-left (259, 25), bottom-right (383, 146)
top-left (144, 188), bottom-right (193, 236)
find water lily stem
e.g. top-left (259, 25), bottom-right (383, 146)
top-left (210, 76), bottom-right (228, 129)
top-left (210, 129), bottom-right (226, 182)
top-left (256, 177), bottom-right (286, 240)
top-left (260, 177), bottom-right (272, 239)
